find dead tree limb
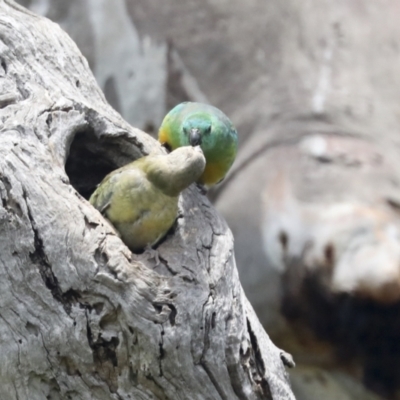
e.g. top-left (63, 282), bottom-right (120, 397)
top-left (0, 2), bottom-right (294, 399)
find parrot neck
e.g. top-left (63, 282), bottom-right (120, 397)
top-left (145, 149), bottom-right (206, 197)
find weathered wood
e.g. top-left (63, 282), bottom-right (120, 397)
top-left (122, 0), bottom-right (400, 398)
top-left (0, 1), bottom-right (294, 399)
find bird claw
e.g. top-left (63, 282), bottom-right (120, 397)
top-left (143, 245), bottom-right (161, 267)
top-left (196, 183), bottom-right (208, 195)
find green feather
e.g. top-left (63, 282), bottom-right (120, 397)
top-left (159, 102), bottom-right (238, 187)
top-left (89, 146), bottom-right (205, 251)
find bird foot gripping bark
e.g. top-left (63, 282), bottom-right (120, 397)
top-left (143, 244), bottom-right (161, 267)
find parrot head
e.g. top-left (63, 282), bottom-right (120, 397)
top-left (158, 102), bottom-right (238, 187)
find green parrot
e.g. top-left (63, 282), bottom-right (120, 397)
top-left (89, 146), bottom-right (206, 252)
top-left (158, 102), bottom-right (238, 187)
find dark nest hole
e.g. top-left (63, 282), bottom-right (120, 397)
top-left (65, 128), bottom-right (142, 199)
top-left (282, 272), bottom-right (400, 398)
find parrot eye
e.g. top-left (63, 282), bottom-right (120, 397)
top-left (183, 127), bottom-right (189, 135)
top-left (204, 125), bottom-right (211, 135)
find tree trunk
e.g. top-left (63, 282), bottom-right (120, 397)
top-left (122, 0), bottom-right (400, 398)
top-left (0, 1), bottom-right (294, 399)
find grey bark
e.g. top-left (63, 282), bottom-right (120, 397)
top-left (122, 0), bottom-right (400, 398)
top-left (0, 2), bottom-right (294, 400)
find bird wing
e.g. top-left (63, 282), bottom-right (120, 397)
top-left (90, 162), bottom-right (140, 216)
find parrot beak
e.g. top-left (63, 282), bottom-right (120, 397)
top-left (189, 128), bottom-right (202, 146)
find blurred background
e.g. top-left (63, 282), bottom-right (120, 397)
top-left (16, 0), bottom-right (400, 399)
